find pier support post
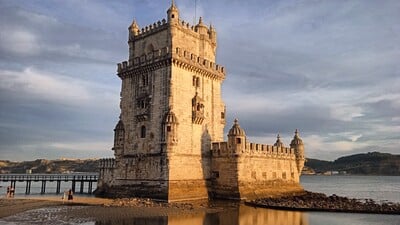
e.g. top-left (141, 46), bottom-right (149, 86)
top-left (80, 180), bottom-right (84, 194)
top-left (25, 181), bottom-right (31, 194)
top-left (56, 180), bottom-right (61, 194)
top-left (88, 181), bottom-right (93, 194)
top-left (41, 181), bottom-right (46, 194)
top-left (72, 180), bottom-right (76, 193)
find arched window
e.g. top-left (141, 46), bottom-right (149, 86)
top-left (140, 126), bottom-right (146, 138)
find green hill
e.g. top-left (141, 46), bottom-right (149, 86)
top-left (305, 152), bottom-right (400, 175)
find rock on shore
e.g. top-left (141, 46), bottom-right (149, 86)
top-left (247, 191), bottom-right (400, 214)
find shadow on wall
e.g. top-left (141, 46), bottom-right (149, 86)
top-left (201, 127), bottom-right (212, 199)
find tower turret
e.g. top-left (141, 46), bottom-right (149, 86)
top-left (129, 19), bottom-right (140, 36)
top-left (163, 109), bottom-right (178, 145)
top-left (274, 134), bottom-right (284, 148)
top-left (228, 119), bottom-right (246, 153)
top-left (167, 0), bottom-right (179, 24)
top-left (113, 120), bottom-right (125, 158)
top-left (128, 19), bottom-right (139, 60)
top-left (195, 17), bottom-right (208, 35)
top-left (290, 129), bottom-right (305, 172)
top-left (209, 23), bottom-right (217, 44)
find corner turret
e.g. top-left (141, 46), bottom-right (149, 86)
top-left (167, 0), bottom-right (179, 24)
top-left (209, 23), bottom-right (217, 44)
top-left (195, 17), bottom-right (208, 35)
top-left (274, 134), bottom-right (284, 148)
top-left (228, 119), bottom-right (246, 153)
top-left (129, 19), bottom-right (140, 36)
top-left (162, 109), bottom-right (178, 145)
top-left (113, 120), bottom-right (125, 158)
top-left (290, 129), bottom-right (305, 172)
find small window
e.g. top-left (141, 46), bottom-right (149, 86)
top-left (236, 138), bottom-right (241, 144)
top-left (262, 172), bottom-right (267, 179)
top-left (140, 126), bottom-right (146, 138)
top-left (142, 75), bottom-right (149, 86)
top-left (212, 171), bottom-right (219, 178)
top-left (171, 14), bottom-right (175, 18)
top-left (167, 126), bottom-right (171, 132)
top-left (221, 112), bottom-right (225, 119)
top-left (140, 100), bottom-right (146, 109)
top-left (273, 172), bottom-right (277, 179)
top-left (196, 77), bottom-right (200, 87)
top-left (282, 172), bottom-right (287, 180)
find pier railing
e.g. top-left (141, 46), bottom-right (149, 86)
top-left (0, 173), bottom-right (98, 195)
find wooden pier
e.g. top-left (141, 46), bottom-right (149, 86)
top-left (0, 173), bottom-right (98, 194)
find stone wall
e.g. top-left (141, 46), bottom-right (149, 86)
top-left (211, 141), bottom-right (303, 200)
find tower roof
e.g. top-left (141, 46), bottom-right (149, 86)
top-left (274, 134), bottom-right (284, 147)
top-left (167, 0), bottom-right (179, 15)
top-left (290, 129), bottom-right (303, 146)
top-left (228, 119), bottom-right (246, 136)
top-left (114, 120), bottom-right (124, 131)
top-left (164, 109), bottom-right (178, 124)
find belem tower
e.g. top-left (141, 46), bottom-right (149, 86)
top-left (96, 2), bottom-right (305, 202)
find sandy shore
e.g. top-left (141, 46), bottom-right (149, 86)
top-left (0, 196), bottom-right (233, 220)
top-left (0, 196), bottom-right (114, 218)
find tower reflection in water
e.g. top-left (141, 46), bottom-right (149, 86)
top-left (94, 205), bottom-right (308, 225)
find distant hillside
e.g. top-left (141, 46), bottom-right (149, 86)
top-left (1, 152), bottom-right (399, 175)
top-left (305, 152), bottom-right (400, 175)
top-left (0, 159), bottom-right (99, 174)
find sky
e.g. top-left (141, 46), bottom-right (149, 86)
top-left (0, 0), bottom-right (399, 161)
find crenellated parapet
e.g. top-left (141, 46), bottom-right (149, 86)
top-left (129, 19), bottom-right (168, 40)
top-left (99, 158), bottom-right (115, 169)
top-left (172, 47), bottom-right (225, 80)
top-left (117, 46), bottom-right (171, 77)
top-left (211, 142), bottom-right (296, 159)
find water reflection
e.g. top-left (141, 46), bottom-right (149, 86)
top-left (94, 205), bottom-right (308, 225)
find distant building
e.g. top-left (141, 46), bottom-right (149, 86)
top-left (97, 2), bottom-right (305, 202)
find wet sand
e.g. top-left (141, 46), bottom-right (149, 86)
top-left (0, 196), bottom-right (113, 218)
top-left (0, 196), bottom-right (232, 220)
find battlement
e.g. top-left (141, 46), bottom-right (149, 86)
top-left (172, 18), bottom-right (217, 42)
top-left (99, 158), bottom-right (115, 169)
top-left (211, 141), bottom-right (295, 159)
top-left (117, 47), bottom-right (171, 74)
top-left (173, 47), bottom-right (225, 79)
top-left (130, 17), bottom-right (216, 43)
top-left (130, 19), bottom-right (168, 39)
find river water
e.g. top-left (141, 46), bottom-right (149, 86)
top-left (0, 175), bottom-right (399, 225)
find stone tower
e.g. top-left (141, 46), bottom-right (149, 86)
top-left (97, 2), bottom-right (305, 202)
top-left (102, 2), bottom-right (226, 202)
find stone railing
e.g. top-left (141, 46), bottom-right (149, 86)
top-left (99, 158), bottom-right (115, 169)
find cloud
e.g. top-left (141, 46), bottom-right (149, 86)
top-left (0, 6), bottom-right (124, 65)
top-left (0, 29), bottom-right (40, 56)
top-left (0, 68), bottom-right (91, 105)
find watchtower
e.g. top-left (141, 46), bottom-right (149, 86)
top-left (108, 1), bottom-right (226, 201)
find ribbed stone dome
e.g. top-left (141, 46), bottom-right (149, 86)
top-left (115, 120), bottom-right (124, 130)
top-left (228, 119), bottom-right (246, 136)
top-left (290, 129), bottom-right (303, 146)
top-left (164, 110), bottom-right (178, 124)
top-left (274, 134), bottom-right (284, 147)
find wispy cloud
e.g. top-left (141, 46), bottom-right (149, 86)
top-left (0, 68), bottom-right (91, 104)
